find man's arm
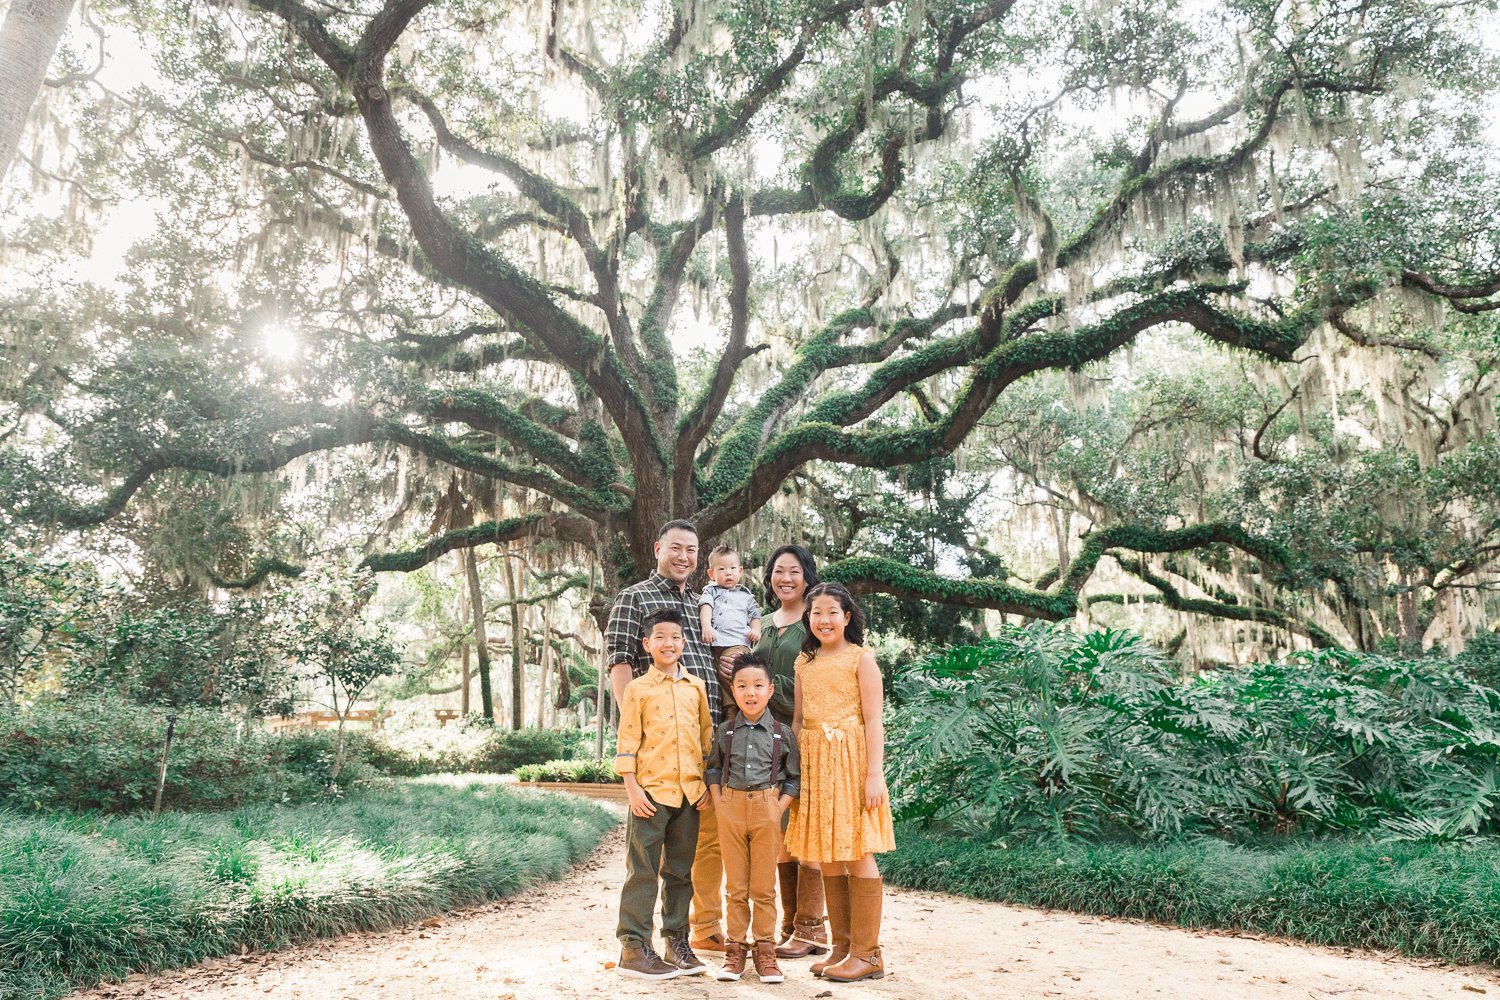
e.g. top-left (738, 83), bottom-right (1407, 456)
top-left (610, 662), bottom-right (634, 716)
top-left (603, 588), bottom-right (640, 724)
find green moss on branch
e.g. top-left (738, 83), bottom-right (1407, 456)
top-left (823, 556), bottom-right (1076, 619)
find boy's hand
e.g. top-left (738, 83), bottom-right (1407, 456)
top-left (701, 623), bottom-right (717, 645)
top-left (747, 624), bottom-right (761, 643)
top-left (627, 784), bottom-right (657, 818)
top-left (864, 775), bottom-right (888, 811)
top-left (695, 790), bottom-right (711, 811)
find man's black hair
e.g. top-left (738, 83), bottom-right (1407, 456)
top-left (657, 519), bottom-right (699, 540)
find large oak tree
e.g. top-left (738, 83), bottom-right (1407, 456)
top-left (3, 0), bottom-right (1498, 642)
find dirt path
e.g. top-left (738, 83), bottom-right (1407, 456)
top-left (73, 809), bottom-right (1498, 1000)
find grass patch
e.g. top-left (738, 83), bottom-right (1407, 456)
top-left (0, 776), bottom-right (620, 1000)
top-left (881, 828), bottom-right (1500, 966)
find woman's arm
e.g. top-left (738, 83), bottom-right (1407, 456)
top-left (856, 649), bottom-right (887, 810)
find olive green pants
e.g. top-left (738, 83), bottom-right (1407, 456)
top-left (616, 793), bottom-right (700, 948)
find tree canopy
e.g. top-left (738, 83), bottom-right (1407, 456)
top-left (3, 0), bottom-right (1499, 651)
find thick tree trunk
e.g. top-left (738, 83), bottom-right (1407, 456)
top-left (0, 0), bottom-right (74, 178)
top-left (464, 547), bottom-right (496, 721)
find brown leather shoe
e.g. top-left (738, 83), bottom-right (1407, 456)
top-left (753, 940), bottom-right (785, 983)
top-left (688, 932), bottom-right (728, 954)
top-left (811, 874), bottom-right (850, 977)
top-left (822, 876), bottom-right (885, 983)
top-left (617, 943), bottom-right (682, 980)
top-left (662, 931), bottom-right (709, 975)
top-left (776, 861), bottom-right (799, 944)
top-left (715, 941), bottom-right (747, 982)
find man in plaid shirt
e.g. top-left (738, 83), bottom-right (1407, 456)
top-left (608, 519), bottom-right (729, 956)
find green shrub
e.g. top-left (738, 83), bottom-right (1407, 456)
top-left (364, 723), bottom-right (576, 776)
top-left (0, 776), bottom-right (618, 1000)
top-left (890, 623), bottom-right (1500, 841)
top-left (274, 729), bottom-right (372, 797)
top-left (882, 829), bottom-right (1500, 967)
top-left (0, 699), bottom-right (364, 814)
top-left (479, 727), bottom-right (576, 773)
top-left (514, 758), bottom-right (620, 783)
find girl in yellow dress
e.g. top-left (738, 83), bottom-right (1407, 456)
top-left (783, 583), bottom-right (895, 982)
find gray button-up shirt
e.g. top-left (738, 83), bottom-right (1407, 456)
top-left (705, 711), bottom-right (800, 797)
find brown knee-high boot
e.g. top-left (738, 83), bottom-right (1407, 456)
top-left (822, 876), bottom-right (884, 982)
top-left (810, 875), bottom-right (850, 977)
top-left (776, 861), bottom-right (799, 944)
top-left (775, 864), bottom-right (828, 957)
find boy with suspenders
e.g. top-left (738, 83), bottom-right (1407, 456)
top-left (706, 653), bottom-right (802, 982)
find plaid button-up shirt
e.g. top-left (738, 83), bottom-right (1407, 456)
top-left (606, 571), bottom-right (723, 725)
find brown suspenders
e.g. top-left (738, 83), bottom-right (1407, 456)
top-left (721, 718), bottom-right (784, 789)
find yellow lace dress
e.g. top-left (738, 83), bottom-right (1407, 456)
top-left (784, 643), bottom-right (896, 862)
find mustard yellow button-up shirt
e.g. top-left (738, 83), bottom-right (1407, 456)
top-left (615, 664), bottom-right (713, 808)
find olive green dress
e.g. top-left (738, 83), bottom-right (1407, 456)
top-left (754, 616), bottom-right (806, 725)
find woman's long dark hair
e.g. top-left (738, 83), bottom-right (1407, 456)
top-left (800, 582), bottom-right (866, 657)
top-left (762, 544), bottom-right (820, 608)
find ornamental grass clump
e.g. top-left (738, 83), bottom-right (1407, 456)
top-left (889, 623), bottom-right (1500, 841)
top-left (0, 776), bottom-right (617, 1000)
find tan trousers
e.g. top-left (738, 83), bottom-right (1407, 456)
top-left (690, 796), bottom-right (723, 938)
top-left (715, 787), bottom-right (782, 944)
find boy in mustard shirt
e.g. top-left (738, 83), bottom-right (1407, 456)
top-left (615, 608), bottom-right (714, 980)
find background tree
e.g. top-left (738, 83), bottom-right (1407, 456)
top-left (281, 568), bottom-right (401, 781)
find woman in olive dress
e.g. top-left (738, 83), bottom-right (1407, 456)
top-left (752, 544), bottom-right (828, 958)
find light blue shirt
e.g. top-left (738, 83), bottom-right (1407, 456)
top-left (700, 583), bottom-right (761, 647)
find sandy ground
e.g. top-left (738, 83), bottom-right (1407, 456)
top-left (71, 803), bottom-right (1500, 1000)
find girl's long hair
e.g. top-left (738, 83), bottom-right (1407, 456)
top-left (762, 544), bottom-right (820, 608)
top-left (800, 582), bottom-right (866, 657)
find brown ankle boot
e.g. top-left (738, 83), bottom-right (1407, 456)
top-left (715, 941), bottom-right (747, 982)
top-left (753, 940), bottom-right (785, 983)
top-left (810, 874), bottom-right (850, 977)
top-left (822, 876), bottom-right (884, 983)
top-left (775, 864), bottom-right (828, 957)
top-left (776, 861), bottom-right (798, 944)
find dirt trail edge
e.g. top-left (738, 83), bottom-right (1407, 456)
top-left (71, 816), bottom-right (1499, 1000)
